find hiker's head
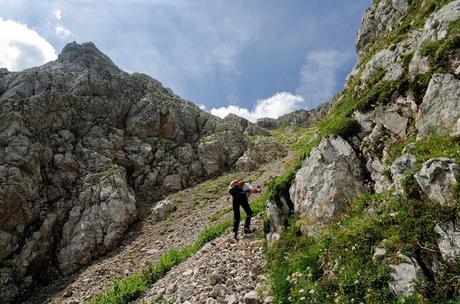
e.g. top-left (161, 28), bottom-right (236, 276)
top-left (238, 180), bottom-right (245, 188)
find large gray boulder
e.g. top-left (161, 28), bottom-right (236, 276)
top-left (435, 219), bottom-right (460, 261)
top-left (416, 74), bottom-right (460, 138)
top-left (289, 136), bottom-right (366, 233)
top-left (414, 158), bottom-right (460, 205)
top-left (389, 254), bottom-right (423, 297)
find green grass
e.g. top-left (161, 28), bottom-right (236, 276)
top-left (265, 190), bottom-right (460, 304)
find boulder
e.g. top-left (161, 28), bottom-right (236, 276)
top-left (243, 290), bottom-right (258, 304)
top-left (434, 219), bottom-right (460, 261)
top-left (390, 154), bottom-right (417, 194)
top-left (416, 74), bottom-right (460, 138)
top-left (373, 105), bottom-right (408, 138)
top-left (289, 136), bottom-right (366, 233)
top-left (414, 158), bottom-right (460, 205)
top-left (389, 254), bottom-right (423, 297)
top-left (266, 198), bottom-right (292, 242)
top-left (408, 51), bottom-right (431, 79)
top-left (152, 199), bottom-right (177, 222)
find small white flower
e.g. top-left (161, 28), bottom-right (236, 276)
top-left (309, 289), bottom-right (315, 294)
top-left (300, 297), bottom-right (306, 301)
top-left (299, 289), bottom-right (305, 293)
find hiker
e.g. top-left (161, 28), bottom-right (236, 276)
top-left (228, 179), bottom-right (261, 240)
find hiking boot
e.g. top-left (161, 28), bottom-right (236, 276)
top-left (244, 228), bottom-right (255, 234)
top-left (233, 231), bottom-right (239, 240)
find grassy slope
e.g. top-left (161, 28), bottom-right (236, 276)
top-left (265, 1), bottom-right (460, 303)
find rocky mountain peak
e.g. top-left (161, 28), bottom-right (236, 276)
top-left (57, 41), bottom-right (119, 71)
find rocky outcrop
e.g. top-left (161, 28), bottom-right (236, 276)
top-left (414, 158), bottom-right (460, 205)
top-left (0, 42), bottom-right (254, 301)
top-left (416, 74), bottom-right (460, 138)
top-left (289, 136), bottom-right (366, 233)
top-left (435, 219), bottom-right (460, 261)
top-left (389, 254), bottom-right (423, 297)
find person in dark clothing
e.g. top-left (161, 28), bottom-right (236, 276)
top-left (228, 179), bottom-right (261, 240)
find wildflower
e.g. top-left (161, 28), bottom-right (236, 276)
top-left (300, 297), bottom-right (306, 301)
top-left (309, 289), bottom-right (315, 294)
top-left (299, 289), bottom-right (305, 293)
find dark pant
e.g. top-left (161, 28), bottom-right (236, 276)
top-left (233, 199), bottom-right (253, 233)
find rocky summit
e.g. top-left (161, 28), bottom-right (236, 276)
top-left (2, 0), bottom-right (460, 304)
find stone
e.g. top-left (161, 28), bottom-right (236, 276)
top-left (289, 136), bottom-right (366, 234)
top-left (151, 199), bottom-right (177, 222)
top-left (373, 247), bottom-right (387, 260)
top-left (360, 48), bottom-right (404, 84)
top-left (244, 290), bottom-right (258, 304)
top-left (392, 0), bottom-right (409, 13)
top-left (416, 74), bottom-right (460, 138)
top-left (266, 198), bottom-right (292, 242)
top-left (373, 105), bottom-right (408, 138)
top-left (408, 51), bottom-right (431, 79)
top-left (227, 294), bottom-right (239, 304)
top-left (434, 219), bottom-right (460, 261)
top-left (390, 154), bottom-right (417, 194)
top-left (414, 158), bottom-right (460, 205)
top-left (163, 174), bottom-right (183, 191)
top-left (389, 254), bottom-right (423, 297)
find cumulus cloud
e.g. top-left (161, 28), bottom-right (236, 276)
top-left (296, 50), bottom-right (353, 107)
top-left (0, 18), bottom-right (57, 71)
top-left (210, 92), bottom-right (304, 122)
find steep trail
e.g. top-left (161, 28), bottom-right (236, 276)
top-left (142, 216), bottom-right (269, 304)
top-left (27, 150), bottom-right (295, 304)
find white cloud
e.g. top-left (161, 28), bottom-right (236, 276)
top-left (54, 9), bottom-right (62, 20)
top-left (0, 18), bottom-right (57, 71)
top-left (296, 50), bottom-right (353, 107)
top-left (210, 92), bottom-right (304, 122)
top-left (55, 24), bottom-right (72, 37)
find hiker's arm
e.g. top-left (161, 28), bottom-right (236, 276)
top-left (248, 186), bottom-right (261, 193)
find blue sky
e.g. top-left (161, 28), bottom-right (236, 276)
top-left (0, 0), bottom-right (370, 121)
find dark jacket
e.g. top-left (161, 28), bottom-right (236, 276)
top-left (229, 186), bottom-right (248, 204)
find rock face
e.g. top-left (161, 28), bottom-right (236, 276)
top-left (235, 137), bottom-right (287, 172)
top-left (289, 136), bottom-right (366, 233)
top-left (0, 42), bottom-right (253, 300)
top-left (414, 158), bottom-right (460, 205)
top-left (416, 74), bottom-right (460, 138)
